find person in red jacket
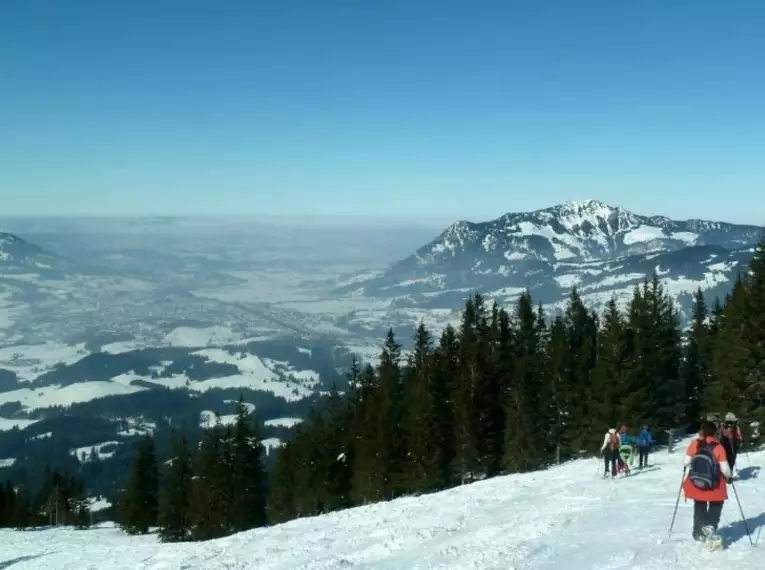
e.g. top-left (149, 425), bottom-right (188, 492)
top-left (683, 421), bottom-right (733, 541)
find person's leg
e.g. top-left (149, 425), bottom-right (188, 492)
top-left (693, 501), bottom-right (707, 539)
top-left (707, 501), bottom-right (724, 531)
top-left (610, 452), bottom-right (618, 477)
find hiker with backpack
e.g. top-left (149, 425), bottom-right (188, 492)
top-left (683, 420), bottom-right (733, 542)
top-left (600, 428), bottom-right (621, 478)
top-left (717, 413), bottom-right (744, 474)
top-left (636, 425), bottom-right (654, 469)
top-left (617, 425), bottom-right (635, 471)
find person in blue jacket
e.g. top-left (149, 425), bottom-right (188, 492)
top-left (636, 425), bottom-right (654, 468)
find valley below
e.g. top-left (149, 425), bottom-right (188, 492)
top-left (0, 204), bottom-right (761, 505)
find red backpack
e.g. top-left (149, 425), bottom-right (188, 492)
top-left (608, 432), bottom-right (620, 451)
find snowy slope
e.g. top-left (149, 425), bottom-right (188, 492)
top-left (1, 437), bottom-right (763, 569)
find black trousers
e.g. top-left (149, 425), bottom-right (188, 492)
top-left (603, 449), bottom-right (618, 476)
top-left (720, 439), bottom-right (737, 471)
top-left (693, 501), bottom-right (724, 538)
top-left (729, 449), bottom-right (738, 471)
top-left (637, 446), bottom-right (649, 467)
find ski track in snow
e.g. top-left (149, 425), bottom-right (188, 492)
top-left (1, 437), bottom-right (763, 569)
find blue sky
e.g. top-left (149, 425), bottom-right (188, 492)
top-left (1, 0), bottom-right (763, 224)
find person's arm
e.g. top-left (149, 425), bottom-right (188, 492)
top-left (683, 441), bottom-right (696, 468)
top-left (720, 460), bottom-right (733, 480)
top-left (714, 446), bottom-right (733, 479)
top-left (600, 433), bottom-right (609, 451)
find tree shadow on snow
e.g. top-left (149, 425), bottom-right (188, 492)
top-left (735, 466), bottom-right (760, 481)
top-left (721, 511), bottom-right (765, 547)
top-left (0, 554), bottom-right (48, 569)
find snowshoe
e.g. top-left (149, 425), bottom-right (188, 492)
top-left (701, 526), bottom-right (723, 551)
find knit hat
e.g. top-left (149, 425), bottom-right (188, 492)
top-left (725, 412), bottom-right (737, 422)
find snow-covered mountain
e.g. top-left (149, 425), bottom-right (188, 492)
top-left (340, 200), bottom-right (762, 324)
top-left (1, 436), bottom-right (761, 568)
top-left (0, 231), bottom-right (73, 276)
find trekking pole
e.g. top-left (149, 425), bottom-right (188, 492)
top-left (668, 468), bottom-right (686, 539)
top-left (730, 480), bottom-right (754, 546)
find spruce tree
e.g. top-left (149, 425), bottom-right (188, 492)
top-left (0, 483), bottom-right (5, 528)
top-left (589, 297), bottom-right (630, 438)
top-left (72, 478), bottom-right (90, 529)
top-left (1, 481), bottom-right (14, 527)
top-left (559, 288), bottom-right (598, 455)
top-left (158, 426), bottom-right (194, 542)
top-left (682, 288), bottom-right (711, 428)
top-left (228, 397), bottom-right (267, 532)
top-left (119, 435), bottom-right (159, 535)
top-left (372, 328), bottom-right (406, 499)
top-left (267, 439), bottom-right (296, 523)
top-left (474, 300), bottom-right (505, 477)
top-left (11, 485), bottom-right (29, 530)
top-left (546, 315), bottom-right (568, 458)
top-left (324, 384), bottom-right (353, 511)
top-left (190, 421), bottom-right (228, 540)
top-left (290, 418), bottom-right (327, 516)
top-left (706, 277), bottom-right (750, 416)
top-left (403, 322), bottom-right (441, 492)
top-left (349, 363), bottom-right (380, 504)
top-left (504, 292), bottom-right (545, 472)
top-left (452, 295), bottom-right (485, 482)
top-left (743, 238), bottom-right (765, 416)
top-left (434, 324), bottom-right (459, 486)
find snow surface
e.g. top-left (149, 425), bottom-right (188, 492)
top-left (1, 436), bottom-right (763, 569)
top-left (0, 417), bottom-right (40, 432)
top-left (264, 417), bottom-right (303, 428)
top-left (0, 381), bottom-right (147, 412)
top-left (70, 441), bottom-right (120, 463)
top-left (622, 225), bottom-right (667, 245)
top-left (261, 437), bottom-right (283, 453)
top-left (0, 342), bottom-right (88, 382)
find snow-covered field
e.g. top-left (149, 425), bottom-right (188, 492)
top-left (0, 338), bottom-right (323, 417)
top-left (1, 437), bottom-right (762, 569)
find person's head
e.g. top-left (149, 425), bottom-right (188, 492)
top-left (725, 412), bottom-right (737, 423)
top-left (619, 424), bottom-right (628, 433)
top-left (700, 420), bottom-right (717, 438)
top-left (608, 428), bottom-right (616, 435)
top-left (641, 425), bottom-right (648, 430)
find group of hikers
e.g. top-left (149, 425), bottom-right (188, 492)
top-left (599, 423), bottom-right (655, 477)
top-left (600, 413), bottom-right (749, 545)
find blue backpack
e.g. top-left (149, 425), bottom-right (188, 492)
top-left (688, 441), bottom-right (719, 490)
top-left (637, 430), bottom-right (651, 447)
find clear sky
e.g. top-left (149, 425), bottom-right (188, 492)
top-left (2, 0), bottom-right (764, 224)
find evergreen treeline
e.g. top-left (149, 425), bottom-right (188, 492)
top-left (0, 468), bottom-right (90, 530)
top-left (115, 396), bottom-right (267, 542)
top-left (41, 238), bottom-right (763, 543)
top-left (268, 239), bottom-right (765, 524)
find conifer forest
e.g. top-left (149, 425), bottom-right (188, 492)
top-left (3, 239), bottom-right (764, 543)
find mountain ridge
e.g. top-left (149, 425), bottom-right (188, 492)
top-left (335, 200), bottom-right (762, 327)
